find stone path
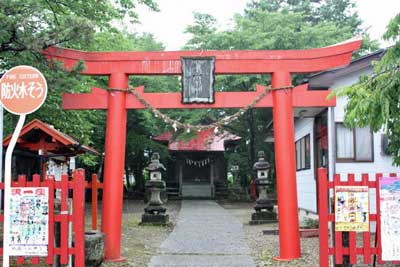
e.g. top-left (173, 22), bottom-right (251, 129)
top-left (149, 200), bottom-right (255, 267)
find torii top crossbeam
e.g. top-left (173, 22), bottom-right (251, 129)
top-left (44, 38), bottom-right (361, 110)
top-left (43, 37), bottom-right (362, 263)
top-left (44, 37), bottom-right (361, 75)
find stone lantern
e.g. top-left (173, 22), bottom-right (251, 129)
top-left (141, 152), bottom-right (169, 225)
top-left (249, 151), bottom-right (277, 225)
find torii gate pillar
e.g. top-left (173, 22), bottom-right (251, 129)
top-left (271, 71), bottom-right (300, 260)
top-left (102, 73), bottom-right (128, 261)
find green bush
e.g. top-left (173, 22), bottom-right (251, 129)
top-left (302, 217), bottom-right (319, 229)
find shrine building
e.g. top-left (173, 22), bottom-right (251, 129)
top-left (2, 119), bottom-right (98, 180)
top-left (153, 128), bottom-right (241, 198)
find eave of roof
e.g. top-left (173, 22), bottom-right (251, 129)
top-left (3, 119), bottom-right (99, 155)
top-left (153, 128), bottom-right (241, 152)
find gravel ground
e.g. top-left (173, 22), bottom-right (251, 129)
top-left (219, 201), bottom-right (319, 267)
top-left (219, 201), bottom-right (400, 267)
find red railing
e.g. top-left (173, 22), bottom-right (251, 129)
top-left (0, 169), bottom-right (85, 266)
top-left (85, 174), bottom-right (103, 231)
top-left (318, 168), bottom-right (400, 267)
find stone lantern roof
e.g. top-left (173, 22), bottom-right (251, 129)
top-left (146, 152), bottom-right (166, 172)
top-left (253, 151), bottom-right (271, 171)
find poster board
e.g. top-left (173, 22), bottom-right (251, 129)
top-left (335, 186), bottom-right (369, 232)
top-left (379, 177), bottom-right (400, 261)
top-left (8, 187), bottom-right (49, 256)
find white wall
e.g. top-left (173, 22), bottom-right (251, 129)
top-left (294, 65), bottom-right (400, 216)
top-left (331, 70), bottom-right (400, 214)
top-left (294, 118), bottom-right (317, 213)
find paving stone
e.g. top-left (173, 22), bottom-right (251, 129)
top-left (149, 200), bottom-right (255, 267)
top-left (150, 255), bottom-right (254, 267)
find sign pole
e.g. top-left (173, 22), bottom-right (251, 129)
top-left (0, 65), bottom-right (47, 267)
top-left (0, 105), bottom-right (3, 205)
top-left (3, 114), bottom-right (26, 266)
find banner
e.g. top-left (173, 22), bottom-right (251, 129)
top-left (335, 186), bottom-right (369, 232)
top-left (8, 187), bottom-right (49, 256)
top-left (379, 177), bottom-right (400, 261)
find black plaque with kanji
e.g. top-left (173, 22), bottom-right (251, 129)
top-left (181, 57), bottom-right (215, 104)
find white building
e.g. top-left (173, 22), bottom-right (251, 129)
top-left (293, 49), bottom-right (399, 215)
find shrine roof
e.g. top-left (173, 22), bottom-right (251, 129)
top-left (3, 119), bottom-right (98, 155)
top-left (153, 128), bottom-right (241, 152)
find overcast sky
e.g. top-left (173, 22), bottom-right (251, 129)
top-left (132, 0), bottom-right (400, 50)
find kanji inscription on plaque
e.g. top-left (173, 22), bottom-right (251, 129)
top-left (181, 57), bottom-right (215, 104)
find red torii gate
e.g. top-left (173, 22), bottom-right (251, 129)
top-left (44, 38), bottom-right (361, 262)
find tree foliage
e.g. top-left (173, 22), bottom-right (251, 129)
top-left (0, 0), bottom-right (158, 53)
top-left (182, 0), bottom-right (377, 182)
top-left (0, 1), bottom-right (161, 171)
top-left (0, 0), bottom-right (384, 192)
top-left (0, 0), bottom-right (160, 142)
top-left (335, 14), bottom-right (400, 165)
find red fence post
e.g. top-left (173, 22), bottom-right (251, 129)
top-left (45, 176), bottom-right (55, 265)
top-left (347, 174), bottom-right (356, 265)
top-left (375, 173), bottom-right (383, 264)
top-left (333, 174), bottom-right (344, 265)
top-left (60, 173), bottom-right (69, 264)
top-left (92, 174), bottom-right (98, 231)
top-left (318, 168), bottom-right (329, 267)
top-left (361, 173), bottom-right (372, 264)
top-left (73, 169), bottom-right (85, 267)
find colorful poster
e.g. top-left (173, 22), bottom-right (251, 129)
top-left (335, 186), bottom-right (369, 232)
top-left (379, 177), bottom-right (400, 261)
top-left (8, 187), bottom-right (49, 256)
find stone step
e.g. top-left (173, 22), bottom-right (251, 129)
top-left (181, 184), bottom-right (212, 198)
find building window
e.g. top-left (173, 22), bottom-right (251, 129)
top-left (296, 134), bottom-right (311, 171)
top-left (336, 123), bottom-right (373, 162)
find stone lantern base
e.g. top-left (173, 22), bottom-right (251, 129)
top-left (249, 200), bottom-right (277, 225)
top-left (141, 205), bottom-right (169, 226)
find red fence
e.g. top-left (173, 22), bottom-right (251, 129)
top-left (318, 168), bottom-right (399, 267)
top-left (0, 169), bottom-right (85, 266)
top-left (85, 173), bottom-right (103, 231)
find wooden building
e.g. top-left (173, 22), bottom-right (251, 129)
top-left (153, 128), bottom-right (241, 198)
top-left (3, 119), bottom-right (98, 180)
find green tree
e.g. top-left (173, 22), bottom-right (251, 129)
top-left (335, 14), bottom-right (400, 165)
top-left (0, 0), bottom-right (158, 53)
top-left (182, 0), bottom-right (377, 183)
top-left (0, 0), bottom-right (159, 135)
top-left (0, 0), bottom-right (160, 169)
